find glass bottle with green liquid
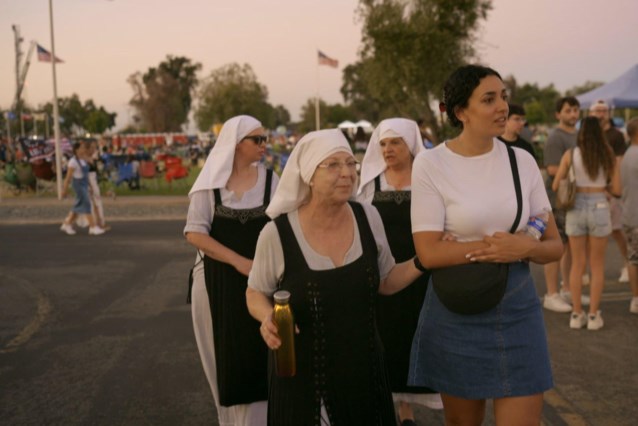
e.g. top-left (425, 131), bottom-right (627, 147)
top-left (273, 290), bottom-right (296, 377)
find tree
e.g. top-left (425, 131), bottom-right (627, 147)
top-left (504, 77), bottom-right (561, 125)
top-left (298, 98), bottom-right (355, 132)
top-left (40, 94), bottom-right (116, 135)
top-left (84, 106), bottom-right (117, 134)
top-left (565, 81), bottom-right (604, 97)
top-left (128, 55), bottom-right (201, 132)
top-left (272, 105), bottom-right (291, 128)
top-left (343, 0), bottom-right (492, 138)
top-left (194, 63), bottom-right (284, 131)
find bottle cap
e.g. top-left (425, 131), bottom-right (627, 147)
top-left (274, 290), bottom-right (291, 304)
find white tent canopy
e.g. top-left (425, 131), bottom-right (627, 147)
top-left (337, 120), bottom-right (357, 129)
top-left (354, 120), bottom-right (373, 129)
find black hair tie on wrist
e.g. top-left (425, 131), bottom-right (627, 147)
top-left (413, 256), bottom-right (427, 272)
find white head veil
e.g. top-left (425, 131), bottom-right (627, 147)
top-left (266, 129), bottom-right (353, 219)
top-left (188, 115), bottom-right (262, 196)
top-left (357, 118), bottom-right (425, 195)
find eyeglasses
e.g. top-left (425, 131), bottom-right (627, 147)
top-left (316, 159), bottom-right (360, 173)
top-left (242, 135), bottom-right (268, 145)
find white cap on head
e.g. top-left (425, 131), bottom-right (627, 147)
top-left (357, 118), bottom-right (425, 195)
top-left (266, 129), bottom-right (353, 219)
top-left (188, 115), bottom-right (261, 196)
top-left (590, 99), bottom-right (610, 111)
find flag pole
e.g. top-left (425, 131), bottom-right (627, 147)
top-left (49, 0), bottom-right (63, 200)
top-left (315, 56), bottom-right (320, 131)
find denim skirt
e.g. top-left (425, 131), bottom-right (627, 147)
top-left (408, 262), bottom-right (553, 399)
top-left (71, 178), bottom-right (92, 214)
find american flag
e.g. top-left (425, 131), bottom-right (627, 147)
top-left (318, 50), bottom-right (338, 68)
top-left (37, 44), bottom-right (63, 63)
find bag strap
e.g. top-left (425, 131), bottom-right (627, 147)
top-left (505, 145), bottom-right (523, 234)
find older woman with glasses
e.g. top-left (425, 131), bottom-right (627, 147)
top-left (246, 129), bottom-right (424, 425)
top-left (357, 118), bottom-right (442, 424)
top-left (184, 115), bottom-right (279, 426)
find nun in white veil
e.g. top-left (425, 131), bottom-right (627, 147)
top-left (246, 129), bottom-right (424, 425)
top-left (357, 118), bottom-right (443, 422)
top-left (357, 118), bottom-right (425, 203)
top-left (184, 115), bottom-right (279, 426)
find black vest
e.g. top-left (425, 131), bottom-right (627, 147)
top-left (268, 201), bottom-right (395, 425)
top-left (203, 169), bottom-right (272, 406)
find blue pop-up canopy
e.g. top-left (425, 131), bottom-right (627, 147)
top-left (577, 64), bottom-right (638, 109)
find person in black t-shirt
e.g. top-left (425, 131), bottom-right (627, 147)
top-left (498, 104), bottom-right (538, 162)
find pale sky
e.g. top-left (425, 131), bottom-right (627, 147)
top-left (1, 0), bottom-right (637, 131)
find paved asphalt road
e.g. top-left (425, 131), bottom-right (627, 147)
top-left (1, 219), bottom-right (637, 425)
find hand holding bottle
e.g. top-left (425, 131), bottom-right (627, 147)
top-left (260, 312), bottom-right (281, 350)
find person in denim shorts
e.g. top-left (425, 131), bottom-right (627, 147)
top-left (553, 117), bottom-right (621, 330)
top-left (621, 117), bottom-right (638, 313)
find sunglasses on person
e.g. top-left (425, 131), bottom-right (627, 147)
top-left (242, 135), bottom-right (268, 145)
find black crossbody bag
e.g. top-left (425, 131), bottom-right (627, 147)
top-left (431, 144), bottom-right (523, 315)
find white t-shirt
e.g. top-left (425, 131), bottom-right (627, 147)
top-left (67, 157), bottom-right (87, 179)
top-left (248, 203), bottom-right (396, 296)
top-left (356, 173), bottom-right (411, 204)
top-left (411, 140), bottom-right (550, 242)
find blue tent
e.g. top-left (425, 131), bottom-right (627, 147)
top-left (577, 64), bottom-right (638, 109)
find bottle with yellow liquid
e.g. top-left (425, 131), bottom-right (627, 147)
top-left (273, 290), bottom-right (296, 377)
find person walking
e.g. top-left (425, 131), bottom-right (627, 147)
top-left (85, 140), bottom-right (109, 230)
top-left (409, 65), bottom-right (563, 425)
top-left (542, 97), bottom-right (582, 312)
top-left (60, 141), bottom-right (106, 236)
top-left (553, 116), bottom-right (621, 330)
top-left (247, 129), bottom-right (425, 425)
top-left (621, 117), bottom-right (638, 313)
top-left (356, 118), bottom-right (443, 423)
top-left (589, 100), bottom-right (630, 282)
top-left (184, 115), bottom-right (279, 426)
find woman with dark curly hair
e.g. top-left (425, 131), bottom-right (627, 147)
top-left (552, 116), bottom-right (621, 330)
top-left (409, 64), bottom-right (563, 424)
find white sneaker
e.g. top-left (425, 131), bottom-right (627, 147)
top-left (422, 393), bottom-right (444, 410)
top-left (619, 267), bottom-right (629, 283)
top-left (543, 293), bottom-right (572, 313)
top-left (88, 226), bottom-right (105, 236)
top-left (60, 223), bottom-right (76, 235)
top-left (587, 311), bottom-right (604, 331)
top-left (569, 311), bottom-right (587, 329)
top-left (559, 289), bottom-right (590, 306)
top-left (630, 297), bottom-right (638, 314)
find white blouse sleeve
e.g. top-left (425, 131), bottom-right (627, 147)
top-left (360, 203), bottom-right (396, 280)
top-left (248, 221), bottom-right (285, 296)
top-left (184, 190), bottom-right (214, 236)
